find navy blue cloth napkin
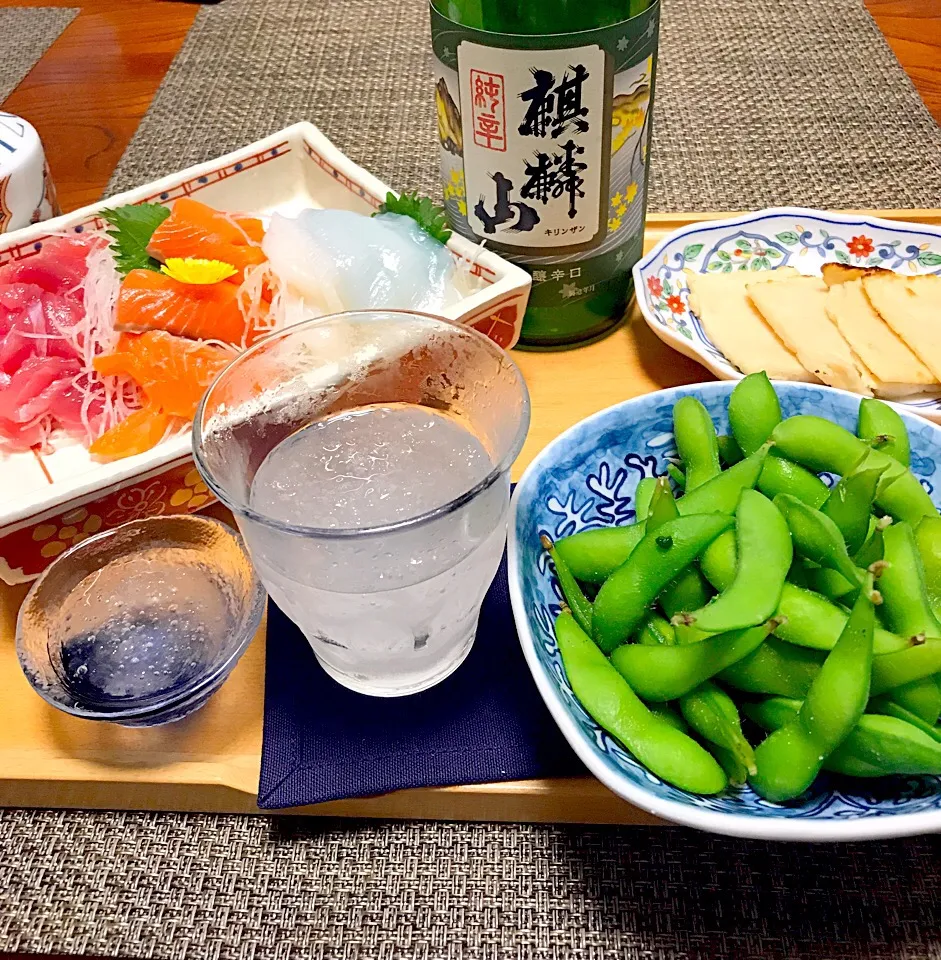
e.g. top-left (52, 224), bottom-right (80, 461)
top-left (258, 551), bottom-right (583, 809)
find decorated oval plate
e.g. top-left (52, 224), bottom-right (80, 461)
top-left (508, 380), bottom-right (941, 841)
top-left (632, 207), bottom-right (941, 422)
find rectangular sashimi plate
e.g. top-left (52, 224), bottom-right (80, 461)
top-left (0, 122), bottom-right (532, 583)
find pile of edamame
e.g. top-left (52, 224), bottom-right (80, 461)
top-left (546, 373), bottom-right (941, 802)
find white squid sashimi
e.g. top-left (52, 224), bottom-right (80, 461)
top-left (262, 209), bottom-right (465, 314)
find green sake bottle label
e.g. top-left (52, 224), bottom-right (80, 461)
top-left (431, 2), bottom-right (660, 310)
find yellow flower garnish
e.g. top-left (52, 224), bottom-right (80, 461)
top-left (160, 257), bottom-right (237, 284)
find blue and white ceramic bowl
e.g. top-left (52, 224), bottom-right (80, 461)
top-left (631, 207), bottom-right (941, 423)
top-left (508, 380), bottom-right (941, 841)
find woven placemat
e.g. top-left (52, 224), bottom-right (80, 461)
top-left (2, 810), bottom-right (941, 960)
top-left (107, 0), bottom-right (941, 210)
top-left (0, 7), bottom-right (76, 103)
top-left (6, 4), bottom-right (941, 959)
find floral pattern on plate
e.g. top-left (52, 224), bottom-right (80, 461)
top-left (632, 207), bottom-right (941, 420)
top-left (508, 381), bottom-right (941, 840)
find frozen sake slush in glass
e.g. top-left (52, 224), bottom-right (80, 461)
top-left (194, 311), bottom-right (530, 696)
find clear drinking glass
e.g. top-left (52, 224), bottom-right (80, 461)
top-left (193, 310), bottom-right (530, 697)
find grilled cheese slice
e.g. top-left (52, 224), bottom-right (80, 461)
top-left (822, 262), bottom-right (892, 286)
top-left (747, 276), bottom-right (874, 395)
top-left (863, 274), bottom-right (941, 382)
top-left (825, 279), bottom-right (937, 399)
top-left (684, 268), bottom-right (814, 381)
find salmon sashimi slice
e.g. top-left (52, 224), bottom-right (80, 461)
top-left (89, 404), bottom-right (173, 460)
top-left (234, 217), bottom-right (266, 245)
top-left (147, 197), bottom-right (266, 280)
top-left (94, 330), bottom-right (234, 419)
top-left (115, 268), bottom-right (249, 345)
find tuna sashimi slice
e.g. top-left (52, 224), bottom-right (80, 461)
top-left (0, 355), bottom-right (81, 424)
top-left (0, 236), bottom-right (102, 296)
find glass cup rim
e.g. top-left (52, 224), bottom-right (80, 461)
top-left (15, 514), bottom-right (266, 721)
top-left (192, 309), bottom-right (531, 541)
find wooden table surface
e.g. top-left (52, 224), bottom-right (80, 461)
top-left (0, 0), bottom-right (939, 823)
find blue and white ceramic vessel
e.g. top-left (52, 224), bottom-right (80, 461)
top-left (632, 208), bottom-right (941, 424)
top-left (508, 381), bottom-right (941, 840)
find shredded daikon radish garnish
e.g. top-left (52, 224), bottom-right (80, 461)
top-left (74, 241), bottom-right (123, 363)
top-left (231, 213), bottom-right (316, 346)
top-left (236, 261), bottom-right (323, 349)
top-left (71, 241), bottom-right (144, 441)
top-left (33, 414), bottom-right (56, 454)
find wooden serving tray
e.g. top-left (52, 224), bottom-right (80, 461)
top-left (3, 209), bottom-right (939, 823)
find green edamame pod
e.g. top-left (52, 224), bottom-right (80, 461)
top-left (554, 612), bottom-right (727, 794)
top-left (717, 435), bottom-right (744, 467)
top-left (541, 535), bottom-right (592, 635)
top-left (679, 680), bottom-right (757, 777)
top-left (673, 396), bottom-right (721, 491)
top-left (667, 463), bottom-right (686, 490)
top-left (889, 680), bottom-right (941, 725)
top-left (786, 557), bottom-right (814, 590)
top-left (869, 695), bottom-right (941, 744)
top-left (808, 565), bottom-right (858, 603)
top-left (609, 621), bottom-right (773, 701)
top-left (648, 703), bottom-right (688, 733)
top-left (592, 513), bottom-right (733, 653)
top-left (854, 516), bottom-right (891, 569)
top-left (710, 745), bottom-right (752, 786)
top-left (643, 479), bottom-right (715, 625)
top-left (843, 712), bottom-right (941, 775)
top-left (701, 529), bottom-right (908, 655)
top-left (744, 697), bottom-right (941, 778)
top-left (826, 753), bottom-right (886, 778)
top-left (554, 522), bottom-right (646, 584)
top-left (728, 371), bottom-right (781, 456)
top-left (742, 697), bottom-right (880, 777)
top-left (719, 637), bottom-right (823, 698)
top-left (750, 579), bottom-right (874, 801)
top-left (823, 465), bottom-right (885, 554)
top-left (775, 585), bottom-right (905, 654)
top-left (770, 416), bottom-right (936, 525)
top-left (757, 455), bottom-right (830, 509)
top-left (635, 613), bottom-right (677, 646)
top-left (659, 567), bottom-right (711, 620)
top-left (774, 494), bottom-right (865, 589)
top-left (646, 477), bottom-right (679, 530)
top-left (858, 397), bottom-right (910, 468)
top-left (878, 521), bottom-right (941, 639)
top-left (676, 448), bottom-right (768, 516)
top-left (915, 517), bottom-right (941, 624)
top-left (634, 477), bottom-right (658, 522)
top-left (680, 490), bottom-right (791, 633)
top-left (870, 641), bottom-right (941, 695)
top-left (743, 696), bottom-right (803, 732)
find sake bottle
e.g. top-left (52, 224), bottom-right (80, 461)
top-left (431, 0), bottom-right (661, 348)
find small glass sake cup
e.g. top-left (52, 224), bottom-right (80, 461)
top-left (16, 514), bottom-right (266, 727)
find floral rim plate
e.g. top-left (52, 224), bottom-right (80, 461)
top-left (631, 207), bottom-right (941, 422)
top-left (508, 379), bottom-right (941, 841)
